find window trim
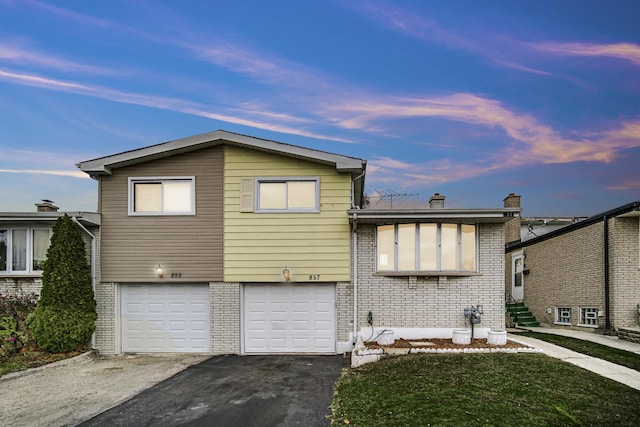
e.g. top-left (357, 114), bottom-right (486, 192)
top-left (376, 223), bottom-right (478, 274)
top-left (555, 307), bottom-right (572, 325)
top-left (254, 176), bottom-right (320, 213)
top-left (128, 176), bottom-right (196, 216)
top-left (579, 307), bottom-right (599, 328)
top-left (0, 227), bottom-right (52, 275)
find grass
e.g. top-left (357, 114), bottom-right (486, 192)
top-left (517, 331), bottom-right (640, 372)
top-left (0, 349), bottom-right (83, 377)
top-left (330, 353), bottom-right (640, 426)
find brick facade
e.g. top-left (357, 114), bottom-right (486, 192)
top-left (94, 282), bottom-right (117, 354)
top-left (210, 282), bottom-right (241, 354)
top-left (355, 223), bottom-right (506, 334)
top-left (506, 214), bottom-right (640, 333)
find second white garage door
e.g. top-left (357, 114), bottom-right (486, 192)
top-left (121, 284), bottom-right (210, 353)
top-left (244, 283), bottom-right (336, 354)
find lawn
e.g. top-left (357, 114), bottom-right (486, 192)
top-left (331, 353), bottom-right (640, 426)
top-left (0, 349), bottom-right (84, 377)
top-left (517, 331), bottom-right (640, 372)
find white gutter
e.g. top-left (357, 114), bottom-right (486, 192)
top-left (352, 213), bottom-right (358, 344)
top-left (72, 216), bottom-right (96, 349)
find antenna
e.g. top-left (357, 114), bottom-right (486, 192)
top-left (367, 189), bottom-right (420, 209)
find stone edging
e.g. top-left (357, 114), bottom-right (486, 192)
top-left (1, 350), bottom-right (95, 381)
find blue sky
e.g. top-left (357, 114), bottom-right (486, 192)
top-left (0, 0), bottom-right (638, 217)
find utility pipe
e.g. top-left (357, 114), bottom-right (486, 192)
top-left (603, 215), bottom-right (611, 333)
top-left (352, 213), bottom-right (358, 345)
top-left (72, 216), bottom-right (97, 348)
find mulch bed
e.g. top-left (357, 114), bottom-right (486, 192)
top-left (364, 338), bottom-right (526, 350)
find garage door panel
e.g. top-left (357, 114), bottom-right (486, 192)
top-left (121, 284), bottom-right (210, 353)
top-left (244, 284), bottom-right (335, 353)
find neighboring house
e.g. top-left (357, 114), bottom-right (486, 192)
top-left (349, 193), bottom-right (520, 341)
top-left (77, 130), bottom-right (366, 355)
top-left (505, 197), bottom-right (640, 337)
top-left (520, 216), bottom-right (587, 242)
top-left (0, 200), bottom-right (100, 296)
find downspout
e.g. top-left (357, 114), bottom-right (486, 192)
top-left (352, 213), bottom-right (358, 344)
top-left (72, 216), bottom-right (96, 348)
top-left (603, 215), bottom-right (611, 333)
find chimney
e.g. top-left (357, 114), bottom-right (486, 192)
top-left (503, 193), bottom-right (521, 209)
top-left (428, 193), bottom-right (445, 209)
top-left (36, 199), bottom-right (59, 212)
top-left (503, 193), bottom-right (521, 244)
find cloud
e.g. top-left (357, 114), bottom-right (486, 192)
top-left (0, 42), bottom-right (122, 75)
top-left (533, 42), bottom-right (640, 67)
top-left (0, 168), bottom-right (88, 178)
top-left (0, 68), bottom-right (352, 143)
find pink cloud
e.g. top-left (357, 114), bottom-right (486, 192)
top-left (533, 42), bottom-right (640, 67)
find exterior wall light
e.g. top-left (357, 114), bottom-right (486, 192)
top-left (282, 266), bottom-right (291, 282)
top-left (155, 264), bottom-right (164, 278)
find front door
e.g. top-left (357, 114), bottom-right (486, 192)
top-left (511, 254), bottom-right (524, 301)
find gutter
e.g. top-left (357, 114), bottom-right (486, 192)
top-left (603, 215), bottom-right (611, 333)
top-left (352, 213), bottom-right (358, 344)
top-left (72, 216), bottom-right (97, 348)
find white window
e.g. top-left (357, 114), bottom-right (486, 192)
top-left (580, 307), bottom-right (598, 327)
top-left (0, 227), bottom-right (52, 274)
top-left (556, 307), bottom-right (571, 324)
top-left (377, 223), bottom-right (477, 273)
top-left (129, 177), bottom-right (195, 215)
top-left (256, 177), bottom-right (319, 213)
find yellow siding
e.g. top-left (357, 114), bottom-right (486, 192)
top-left (224, 145), bottom-right (352, 282)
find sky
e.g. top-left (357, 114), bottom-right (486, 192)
top-left (0, 0), bottom-right (639, 218)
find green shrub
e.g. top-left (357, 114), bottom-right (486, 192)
top-left (29, 307), bottom-right (96, 353)
top-left (0, 292), bottom-right (38, 360)
top-left (31, 214), bottom-right (96, 353)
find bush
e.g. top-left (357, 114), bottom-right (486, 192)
top-left (29, 307), bottom-right (96, 353)
top-left (0, 292), bottom-right (38, 359)
top-left (31, 214), bottom-right (96, 353)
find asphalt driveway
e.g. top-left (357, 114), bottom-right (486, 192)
top-left (80, 355), bottom-right (348, 427)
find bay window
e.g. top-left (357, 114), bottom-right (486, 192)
top-left (0, 227), bottom-right (52, 274)
top-left (377, 223), bottom-right (477, 273)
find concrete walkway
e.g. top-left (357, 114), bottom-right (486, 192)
top-left (508, 327), bottom-right (640, 391)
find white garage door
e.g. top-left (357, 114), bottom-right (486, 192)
top-left (244, 283), bottom-right (336, 354)
top-left (121, 284), bottom-right (210, 353)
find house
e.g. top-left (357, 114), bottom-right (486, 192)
top-left (349, 193), bottom-right (520, 342)
top-left (77, 130), bottom-right (366, 355)
top-left (0, 200), bottom-right (99, 296)
top-left (505, 196), bottom-right (640, 341)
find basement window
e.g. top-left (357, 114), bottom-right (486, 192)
top-left (555, 307), bottom-right (571, 325)
top-left (579, 307), bottom-right (598, 327)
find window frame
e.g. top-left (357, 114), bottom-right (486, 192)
top-left (376, 223), bottom-right (478, 274)
top-left (0, 227), bottom-right (52, 275)
top-left (254, 177), bottom-right (320, 213)
top-left (579, 307), bottom-right (599, 327)
top-left (128, 176), bottom-right (196, 216)
top-left (555, 307), bottom-right (572, 325)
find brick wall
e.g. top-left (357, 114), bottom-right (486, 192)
top-left (0, 277), bottom-right (43, 296)
top-left (515, 221), bottom-right (606, 330)
top-left (94, 282), bottom-right (116, 354)
top-left (210, 282), bottom-right (241, 354)
top-left (609, 217), bottom-right (640, 328)
top-left (354, 223), bottom-right (506, 333)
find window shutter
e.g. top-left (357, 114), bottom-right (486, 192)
top-left (240, 178), bottom-right (254, 212)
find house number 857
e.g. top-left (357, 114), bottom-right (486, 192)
top-left (308, 275), bottom-right (320, 281)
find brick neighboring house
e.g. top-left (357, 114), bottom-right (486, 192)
top-left (505, 196), bottom-right (640, 339)
top-left (350, 193), bottom-right (520, 341)
top-left (0, 200), bottom-right (99, 296)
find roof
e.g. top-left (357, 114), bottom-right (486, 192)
top-left (77, 130), bottom-right (366, 177)
top-left (348, 207), bottom-right (521, 224)
top-left (506, 200), bottom-right (640, 251)
top-left (0, 212), bottom-right (101, 227)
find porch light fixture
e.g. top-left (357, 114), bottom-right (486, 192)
top-left (282, 266), bottom-right (291, 282)
top-left (155, 264), bottom-right (164, 278)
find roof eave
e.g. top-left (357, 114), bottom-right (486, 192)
top-left (348, 208), bottom-right (520, 224)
